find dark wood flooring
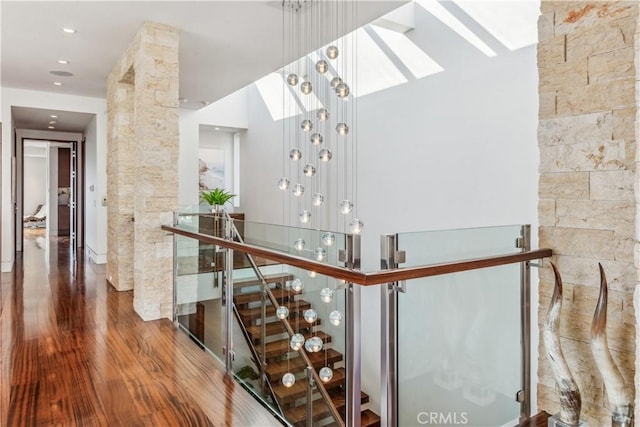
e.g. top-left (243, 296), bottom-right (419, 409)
top-left (0, 233), bottom-right (279, 426)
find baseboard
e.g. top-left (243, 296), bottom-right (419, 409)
top-left (1, 260), bottom-right (14, 273)
top-left (86, 247), bottom-right (106, 264)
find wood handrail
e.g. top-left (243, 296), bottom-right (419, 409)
top-left (162, 224), bottom-right (552, 286)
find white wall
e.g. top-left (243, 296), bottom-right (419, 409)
top-left (1, 87), bottom-right (107, 271)
top-left (23, 155), bottom-right (46, 215)
top-left (178, 87), bottom-right (248, 207)
top-left (84, 115), bottom-right (107, 263)
top-left (236, 9), bottom-right (539, 416)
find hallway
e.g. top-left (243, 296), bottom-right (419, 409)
top-left (0, 233), bottom-right (279, 426)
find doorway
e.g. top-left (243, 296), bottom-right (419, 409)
top-left (18, 139), bottom-right (82, 256)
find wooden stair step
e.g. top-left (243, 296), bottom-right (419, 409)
top-left (361, 409), bottom-right (381, 427)
top-left (260, 331), bottom-right (331, 360)
top-left (234, 288), bottom-right (301, 307)
top-left (232, 273), bottom-right (294, 289)
top-left (330, 390), bottom-right (370, 411)
top-left (265, 348), bottom-right (342, 382)
top-left (246, 320), bottom-right (320, 343)
top-left (238, 300), bottom-right (311, 323)
top-left (272, 368), bottom-right (345, 404)
top-left (283, 391), bottom-right (369, 426)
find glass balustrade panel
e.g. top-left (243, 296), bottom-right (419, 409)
top-left (396, 225), bottom-right (523, 426)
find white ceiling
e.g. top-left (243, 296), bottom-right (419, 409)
top-left (12, 106), bottom-right (95, 133)
top-left (2, 1), bottom-right (406, 113)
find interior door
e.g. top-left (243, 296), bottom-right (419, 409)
top-left (70, 142), bottom-right (77, 258)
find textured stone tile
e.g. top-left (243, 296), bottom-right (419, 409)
top-left (611, 108), bottom-right (635, 141)
top-left (539, 11), bottom-right (555, 42)
top-left (539, 139), bottom-right (628, 173)
top-left (539, 59), bottom-right (588, 91)
top-left (539, 111), bottom-right (613, 146)
top-left (539, 226), bottom-right (616, 260)
top-left (539, 199), bottom-right (557, 226)
top-left (555, 2), bottom-right (636, 35)
top-left (565, 16), bottom-right (634, 61)
top-left (559, 310), bottom-right (634, 353)
top-left (555, 199), bottom-right (634, 234)
top-left (590, 170), bottom-right (634, 201)
top-left (538, 34), bottom-right (566, 69)
top-left (588, 46), bottom-right (635, 84)
top-left (539, 172), bottom-right (589, 199)
top-left (539, 91), bottom-right (557, 119)
top-left (556, 78), bottom-right (635, 115)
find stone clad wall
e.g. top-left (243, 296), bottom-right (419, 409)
top-left (107, 22), bottom-right (179, 320)
top-left (537, 2), bottom-right (638, 424)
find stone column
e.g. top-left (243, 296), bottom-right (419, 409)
top-left (107, 22), bottom-right (179, 320)
top-left (537, 2), bottom-right (637, 424)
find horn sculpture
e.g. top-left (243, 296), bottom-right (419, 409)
top-left (544, 263), bottom-right (582, 425)
top-left (591, 263), bottom-right (633, 427)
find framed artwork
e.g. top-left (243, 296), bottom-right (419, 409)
top-left (199, 148), bottom-right (225, 190)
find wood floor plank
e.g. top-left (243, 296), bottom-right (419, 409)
top-left (0, 230), bottom-right (281, 426)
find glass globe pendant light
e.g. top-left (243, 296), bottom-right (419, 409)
top-left (319, 367), bottom-right (333, 382)
top-left (314, 247), bottom-right (326, 261)
top-left (349, 219), bottom-right (364, 234)
top-left (299, 210), bottom-right (311, 223)
top-left (310, 133), bottom-right (323, 145)
top-left (301, 81), bottom-right (312, 95)
top-left (290, 333), bottom-right (305, 351)
top-left (316, 59), bottom-right (328, 74)
top-left (277, 177), bottom-right (290, 190)
top-left (303, 309), bottom-right (318, 323)
top-left (287, 73), bottom-right (299, 86)
top-left (282, 372), bottom-right (296, 387)
top-left (291, 278), bottom-right (304, 292)
top-left (312, 193), bottom-right (325, 207)
top-left (336, 123), bottom-right (349, 135)
top-left (276, 305), bottom-right (289, 319)
top-left (318, 149), bottom-right (332, 162)
top-left (330, 76), bottom-right (342, 89)
top-left (293, 238), bottom-right (305, 251)
top-left (320, 287), bottom-right (334, 303)
top-left (329, 310), bottom-right (343, 326)
top-left (303, 164), bottom-right (316, 177)
top-left (340, 200), bottom-right (353, 214)
top-left (321, 232), bottom-right (335, 246)
top-left (335, 82), bottom-right (350, 98)
top-left (301, 119), bottom-right (313, 132)
top-left (290, 148), bottom-right (302, 161)
top-left (317, 108), bottom-right (329, 122)
top-left (326, 45), bottom-right (339, 59)
top-left (292, 184), bottom-right (304, 197)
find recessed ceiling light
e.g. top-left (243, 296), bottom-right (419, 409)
top-left (48, 126), bottom-right (55, 129)
top-left (215, 127), bottom-right (220, 131)
top-left (50, 70), bottom-right (74, 77)
top-left (63, 28), bottom-right (77, 34)
top-left (49, 121), bottom-right (57, 124)
top-left (53, 82), bottom-right (63, 86)
top-left (178, 98), bottom-right (188, 104)
top-left (58, 60), bottom-right (69, 65)
top-left (50, 115), bottom-right (58, 118)
top-left (201, 101), bottom-right (211, 106)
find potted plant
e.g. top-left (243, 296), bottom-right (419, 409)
top-left (200, 188), bottom-right (235, 213)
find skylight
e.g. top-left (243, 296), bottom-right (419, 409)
top-left (453, 1), bottom-right (539, 51)
top-left (254, 72), bottom-right (301, 121)
top-left (370, 24), bottom-right (444, 79)
top-left (415, 0), bottom-right (497, 57)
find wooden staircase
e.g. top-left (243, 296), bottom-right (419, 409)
top-left (233, 274), bottom-right (380, 427)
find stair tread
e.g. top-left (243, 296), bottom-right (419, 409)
top-left (260, 331), bottom-right (331, 359)
top-left (234, 288), bottom-right (300, 306)
top-left (246, 320), bottom-right (321, 341)
top-left (361, 409), bottom-right (381, 427)
top-left (330, 389), bottom-right (370, 408)
top-left (233, 273), bottom-right (294, 289)
top-left (238, 300), bottom-right (311, 322)
top-left (272, 368), bottom-right (345, 404)
top-left (265, 348), bottom-right (343, 382)
top-left (283, 390), bottom-right (369, 425)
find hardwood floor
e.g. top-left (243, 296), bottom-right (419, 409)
top-left (0, 234), bottom-right (280, 426)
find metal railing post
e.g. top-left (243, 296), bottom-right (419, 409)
top-left (380, 234), bottom-right (399, 427)
top-left (345, 234), bottom-right (362, 427)
top-left (519, 225), bottom-right (531, 422)
top-left (224, 215), bottom-right (234, 375)
top-left (307, 366), bottom-right (314, 426)
top-left (172, 210), bottom-right (179, 326)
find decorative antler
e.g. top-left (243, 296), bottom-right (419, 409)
top-left (591, 263), bottom-right (633, 427)
top-left (544, 263), bottom-right (581, 425)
